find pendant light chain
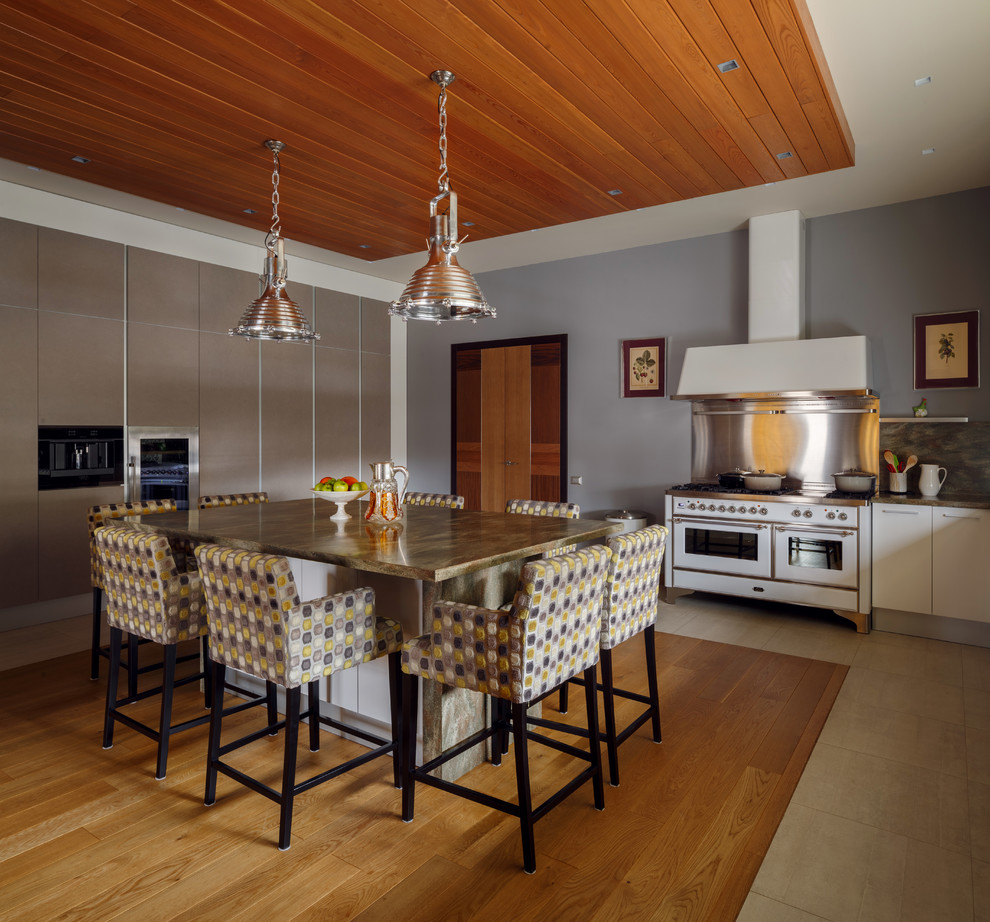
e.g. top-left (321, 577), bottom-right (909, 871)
top-left (437, 80), bottom-right (450, 196)
top-left (266, 146), bottom-right (282, 252)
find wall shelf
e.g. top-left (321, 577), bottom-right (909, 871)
top-left (880, 417), bottom-right (969, 423)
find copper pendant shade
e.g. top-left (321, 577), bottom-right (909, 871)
top-left (230, 140), bottom-right (320, 343)
top-left (390, 71), bottom-right (495, 324)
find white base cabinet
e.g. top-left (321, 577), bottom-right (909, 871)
top-left (931, 507), bottom-right (990, 622)
top-left (873, 503), bottom-right (989, 623)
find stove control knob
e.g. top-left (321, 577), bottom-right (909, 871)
top-left (717, 505), bottom-right (726, 512)
top-left (687, 502), bottom-right (697, 510)
top-left (727, 505), bottom-right (736, 513)
top-left (791, 508), bottom-right (802, 518)
top-left (803, 510), bottom-right (813, 518)
top-left (749, 506), bottom-right (758, 514)
top-left (759, 507), bottom-right (768, 515)
top-left (826, 511), bottom-right (836, 520)
top-left (838, 511), bottom-right (848, 521)
top-left (708, 503), bottom-right (717, 511)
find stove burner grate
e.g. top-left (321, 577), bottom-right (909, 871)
top-left (671, 482), bottom-right (797, 497)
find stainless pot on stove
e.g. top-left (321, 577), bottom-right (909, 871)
top-left (742, 470), bottom-right (785, 491)
top-left (716, 469), bottom-right (750, 490)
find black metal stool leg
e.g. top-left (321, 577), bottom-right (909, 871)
top-left (600, 649), bottom-right (620, 786)
top-left (558, 680), bottom-right (569, 714)
top-left (201, 635), bottom-right (212, 709)
top-left (102, 626), bottom-right (122, 749)
top-left (266, 680), bottom-right (279, 734)
top-left (584, 664), bottom-right (606, 810)
top-left (205, 661), bottom-right (226, 806)
top-left (387, 652), bottom-right (402, 789)
top-left (401, 670), bottom-right (418, 822)
top-left (645, 625), bottom-right (661, 742)
top-left (91, 587), bottom-right (103, 680)
top-left (278, 686), bottom-right (301, 851)
top-left (307, 679), bottom-right (321, 752)
top-left (155, 645), bottom-right (177, 780)
top-left (127, 633), bottom-right (140, 699)
top-left (512, 701), bottom-right (536, 874)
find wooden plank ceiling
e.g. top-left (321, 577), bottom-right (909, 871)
top-left (0, 0), bottom-right (853, 261)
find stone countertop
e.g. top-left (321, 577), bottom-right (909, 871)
top-left (874, 491), bottom-right (990, 510)
top-left (128, 498), bottom-right (620, 583)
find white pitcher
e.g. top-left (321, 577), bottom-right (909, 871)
top-left (918, 463), bottom-right (947, 497)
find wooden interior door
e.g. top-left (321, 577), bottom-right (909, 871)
top-left (453, 335), bottom-right (566, 511)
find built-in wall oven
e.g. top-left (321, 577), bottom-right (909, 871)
top-left (126, 427), bottom-right (199, 511)
top-left (665, 487), bottom-right (871, 633)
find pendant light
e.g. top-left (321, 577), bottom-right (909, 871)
top-left (230, 140), bottom-right (320, 343)
top-left (389, 71), bottom-right (495, 323)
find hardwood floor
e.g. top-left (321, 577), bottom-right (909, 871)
top-left (0, 634), bottom-right (845, 921)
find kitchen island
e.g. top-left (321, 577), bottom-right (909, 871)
top-left (128, 498), bottom-right (619, 776)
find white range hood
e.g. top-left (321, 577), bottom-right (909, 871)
top-left (674, 210), bottom-right (872, 399)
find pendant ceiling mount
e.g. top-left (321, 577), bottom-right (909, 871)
top-left (230, 139), bottom-right (320, 343)
top-left (389, 71), bottom-right (495, 324)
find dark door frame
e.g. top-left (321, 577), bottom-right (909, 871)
top-left (451, 333), bottom-right (568, 504)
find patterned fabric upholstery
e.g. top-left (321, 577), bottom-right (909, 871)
top-left (505, 499), bottom-right (580, 519)
top-left (195, 544), bottom-right (402, 689)
top-left (600, 525), bottom-right (668, 650)
top-left (88, 500), bottom-right (178, 589)
top-left (402, 546), bottom-right (611, 704)
top-left (94, 523), bottom-right (207, 645)
top-left (505, 498), bottom-right (581, 555)
top-left (404, 492), bottom-right (465, 509)
top-left (198, 492), bottom-right (270, 509)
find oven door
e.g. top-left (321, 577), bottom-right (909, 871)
top-left (672, 516), bottom-right (772, 579)
top-left (772, 523), bottom-right (858, 589)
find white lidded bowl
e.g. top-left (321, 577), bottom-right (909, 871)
top-left (742, 470), bottom-right (784, 490)
top-left (832, 471), bottom-right (875, 492)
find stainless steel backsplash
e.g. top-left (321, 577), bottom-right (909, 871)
top-left (689, 395), bottom-right (880, 492)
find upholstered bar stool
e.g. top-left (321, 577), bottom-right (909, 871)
top-left (95, 523), bottom-right (214, 780)
top-left (551, 525), bottom-right (668, 787)
top-left (400, 545), bottom-right (611, 873)
top-left (197, 492), bottom-right (270, 509)
top-left (505, 499), bottom-right (580, 554)
top-left (195, 544), bottom-right (403, 851)
top-left (88, 500), bottom-right (178, 686)
top-left (404, 491), bottom-right (465, 509)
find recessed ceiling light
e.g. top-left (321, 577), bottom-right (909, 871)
top-left (922, 147), bottom-right (936, 156)
top-left (359, 244), bottom-right (371, 249)
top-left (717, 59), bottom-right (740, 74)
top-left (462, 221), bottom-right (475, 226)
top-left (71, 155), bottom-right (90, 164)
top-left (607, 189), bottom-right (623, 196)
top-left (242, 208), bottom-right (257, 214)
top-left (914, 76), bottom-right (932, 86)
top-left (27, 165), bottom-right (41, 172)
top-left (776, 151), bottom-right (793, 160)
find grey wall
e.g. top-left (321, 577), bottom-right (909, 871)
top-left (405, 187), bottom-right (990, 525)
top-left (406, 229), bottom-right (749, 524)
top-left (807, 187), bottom-right (990, 421)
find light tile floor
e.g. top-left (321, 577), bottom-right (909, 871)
top-left (3, 596), bottom-right (988, 920)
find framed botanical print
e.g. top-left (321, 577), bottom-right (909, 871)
top-left (621, 338), bottom-right (666, 398)
top-left (913, 310), bottom-right (980, 389)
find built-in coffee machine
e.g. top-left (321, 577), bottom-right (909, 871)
top-left (38, 426), bottom-right (125, 490)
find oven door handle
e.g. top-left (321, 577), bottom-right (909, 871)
top-left (672, 516), bottom-right (768, 530)
top-left (775, 524), bottom-right (856, 538)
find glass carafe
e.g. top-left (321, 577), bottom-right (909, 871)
top-left (365, 460), bottom-right (409, 523)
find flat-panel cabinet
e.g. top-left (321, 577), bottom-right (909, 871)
top-left (872, 503), bottom-right (933, 613)
top-left (932, 507), bottom-right (990, 622)
top-left (872, 502), bottom-right (989, 623)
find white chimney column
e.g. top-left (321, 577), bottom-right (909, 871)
top-left (748, 210), bottom-right (806, 343)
